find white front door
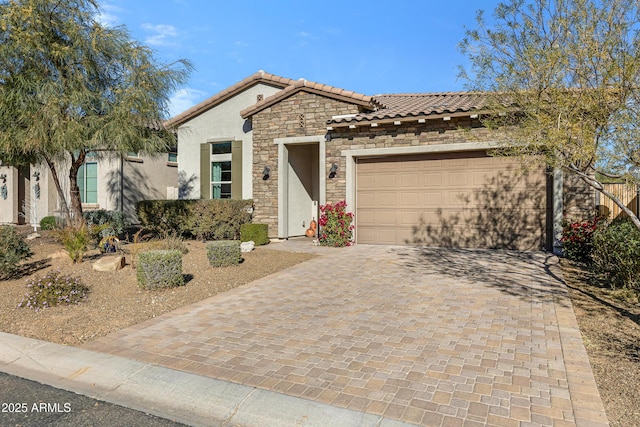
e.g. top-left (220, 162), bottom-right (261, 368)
top-left (286, 144), bottom-right (317, 237)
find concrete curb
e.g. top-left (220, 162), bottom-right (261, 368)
top-left (0, 332), bottom-right (417, 427)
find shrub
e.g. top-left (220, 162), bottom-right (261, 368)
top-left (0, 226), bottom-right (32, 278)
top-left (136, 199), bottom-right (253, 240)
top-left (84, 210), bottom-right (129, 239)
top-left (135, 199), bottom-right (196, 237)
top-left (318, 200), bottom-right (354, 247)
top-left (240, 223), bottom-right (269, 246)
top-left (40, 216), bottom-right (57, 230)
top-left (206, 240), bottom-right (241, 267)
top-left (18, 270), bottom-right (89, 311)
top-left (591, 218), bottom-right (640, 292)
top-left (136, 250), bottom-right (184, 289)
top-left (188, 200), bottom-right (252, 241)
top-left (52, 227), bottom-right (91, 263)
top-left (561, 217), bottom-right (600, 263)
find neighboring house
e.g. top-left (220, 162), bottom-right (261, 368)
top-left (171, 72), bottom-right (593, 251)
top-left (0, 150), bottom-right (178, 226)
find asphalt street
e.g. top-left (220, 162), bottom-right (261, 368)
top-left (0, 371), bottom-right (189, 427)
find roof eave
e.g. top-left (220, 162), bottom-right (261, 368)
top-left (165, 71), bottom-right (293, 128)
top-left (241, 86), bottom-right (374, 119)
top-left (327, 110), bottom-right (484, 128)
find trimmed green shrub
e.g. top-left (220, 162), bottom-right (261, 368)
top-left (240, 223), bottom-right (269, 246)
top-left (136, 199), bottom-right (253, 240)
top-left (206, 240), bottom-right (241, 267)
top-left (19, 270), bottom-right (89, 311)
top-left (591, 218), bottom-right (640, 292)
top-left (0, 226), bottom-right (32, 278)
top-left (561, 217), bottom-right (600, 263)
top-left (52, 227), bottom-right (91, 263)
top-left (136, 250), bottom-right (184, 289)
top-left (40, 216), bottom-right (57, 230)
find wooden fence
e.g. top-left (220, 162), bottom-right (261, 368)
top-left (597, 183), bottom-right (638, 219)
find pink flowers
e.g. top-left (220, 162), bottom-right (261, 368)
top-left (318, 200), bottom-right (354, 247)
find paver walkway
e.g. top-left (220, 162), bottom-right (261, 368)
top-left (82, 242), bottom-right (608, 426)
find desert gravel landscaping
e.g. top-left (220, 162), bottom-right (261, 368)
top-left (0, 232), bottom-right (639, 426)
top-left (0, 232), bottom-right (312, 346)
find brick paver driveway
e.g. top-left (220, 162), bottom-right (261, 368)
top-left (83, 243), bottom-right (608, 427)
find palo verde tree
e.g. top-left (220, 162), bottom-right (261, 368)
top-left (0, 0), bottom-right (191, 227)
top-left (459, 0), bottom-right (640, 230)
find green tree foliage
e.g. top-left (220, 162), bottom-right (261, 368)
top-left (0, 0), bottom-right (191, 227)
top-left (459, 0), bottom-right (640, 230)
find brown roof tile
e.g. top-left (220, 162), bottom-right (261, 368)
top-left (240, 78), bottom-right (374, 118)
top-left (165, 70), bottom-right (295, 128)
top-left (329, 92), bottom-right (487, 125)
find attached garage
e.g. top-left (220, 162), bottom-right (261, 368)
top-left (355, 150), bottom-right (551, 250)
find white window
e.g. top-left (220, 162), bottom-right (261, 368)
top-left (210, 142), bottom-right (232, 199)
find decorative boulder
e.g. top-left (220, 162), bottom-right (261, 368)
top-left (93, 255), bottom-right (126, 272)
top-left (240, 241), bottom-right (255, 253)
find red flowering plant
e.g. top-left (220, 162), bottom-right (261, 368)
top-left (318, 200), bottom-right (354, 247)
top-left (561, 217), bottom-right (600, 263)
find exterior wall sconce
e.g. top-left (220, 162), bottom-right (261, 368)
top-left (262, 166), bottom-right (271, 180)
top-left (328, 163), bottom-right (338, 179)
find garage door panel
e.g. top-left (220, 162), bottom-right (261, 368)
top-left (400, 192), bottom-right (420, 207)
top-left (378, 192), bottom-right (398, 207)
top-left (423, 191), bottom-right (443, 206)
top-left (356, 151), bottom-right (547, 250)
top-left (447, 172), bottom-right (469, 187)
top-left (357, 192), bottom-right (378, 208)
top-left (358, 174), bottom-right (377, 189)
top-left (357, 209), bottom-right (377, 226)
top-left (422, 173), bottom-right (443, 187)
top-left (376, 210), bottom-right (398, 226)
top-left (377, 174), bottom-right (397, 188)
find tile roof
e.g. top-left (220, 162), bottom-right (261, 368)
top-left (165, 70), bottom-right (295, 128)
top-left (240, 78), bottom-right (374, 119)
top-left (328, 92), bottom-right (487, 126)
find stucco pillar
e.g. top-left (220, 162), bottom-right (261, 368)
top-left (553, 167), bottom-right (564, 255)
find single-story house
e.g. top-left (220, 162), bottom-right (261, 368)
top-left (0, 150), bottom-right (179, 226)
top-left (170, 71), bottom-right (593, 251)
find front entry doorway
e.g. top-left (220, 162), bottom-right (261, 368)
top-left (285, 143), bottom-right (319, 237)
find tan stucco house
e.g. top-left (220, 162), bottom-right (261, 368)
top-left (0, 151), bottom-right (178, 226)
top-left (170, 71), bottom-right (593, 251)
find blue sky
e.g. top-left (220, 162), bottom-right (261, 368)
top-left (97, 1), bottom-right (501, 118)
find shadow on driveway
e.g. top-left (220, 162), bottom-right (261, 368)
top-left (391, 246), bottom-right (570, 307)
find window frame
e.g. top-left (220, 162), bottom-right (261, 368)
top-left (209, 142), bottom-right (232, 199)
top-left (77, 161), bottom-right (98, 204)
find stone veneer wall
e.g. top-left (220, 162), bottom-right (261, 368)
top-left (563, 173), bottom-right (595, 219)
top-left (250, 90), bottom-right (594, 237)
top-left (250, 91), bottom-right (362, 235)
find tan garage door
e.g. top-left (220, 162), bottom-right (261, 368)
top-left (356, 151), bottom-right (549, 250)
